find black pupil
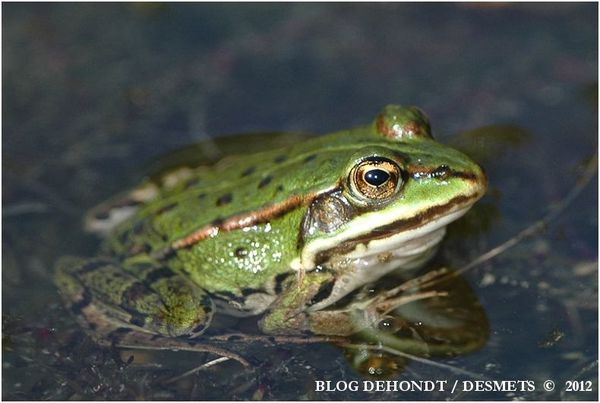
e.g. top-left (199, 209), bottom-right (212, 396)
top-left (365, 169), bottom-right (390, 186)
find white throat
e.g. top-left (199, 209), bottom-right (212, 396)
top-left (306, 206), bottom-right (471, 311)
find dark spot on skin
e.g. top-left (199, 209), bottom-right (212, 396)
top-left (274, 272), bottom-right (291, 294)
top-left (241, 166), bottom-right (256, 177)
top-left (258, 175), bottom-right (273, 189)
top-left (94, 211), bottom-right (110, 220)
top-left (276, 185), bottom-right (284, 193)
top-left (132, 221), bottom-right (145, 235)
top-left (191, 324), bottom-right (205, 334)
top-left (235, 247), bottom-right (248, 258)
top-left (144, 267), bottom-right (176, 284)
top-left (241, 287), bottom-right (257, 296)
top-left (157, 203), bottom-right (177, 215)
top-left (274, 155), bottom-right (288, 163)
top-left (77, 259), bottom-right (111, 274)
top-left (185, 178), bottom-right (201, 189)
top-left (309, 280), bottom-right (335, 306)
top-left (70, 290), bottom-right (92, 314)
top-left (216, 193), bottom-right (233, 206)
top-left (129, 243), bottom-right (151, 255)
top-left (128, 314), bottom-right (146, 327)
top-left (117, 230), bottom-right (130, 246)
top-left (201, 295), bottom-right (213, 314)
top-left (304, 154), bottom-right (317, 163)
top-left (211, 217), bottom-right (224, 226)
top-left (122, 283), bottom-right (150, 303)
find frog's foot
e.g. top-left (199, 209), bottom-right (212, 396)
top-left (55, 256), bottom-right (214, 340)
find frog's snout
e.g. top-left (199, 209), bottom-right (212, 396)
top-left (473, 163), bottom-right (488, 199)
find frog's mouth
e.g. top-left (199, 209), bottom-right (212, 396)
top-left (341, 204), bottom-right (470, 260)
top-left (301, 193), bottom-right (479, 270)
top-left (302, 200), bottom-right (476, 312)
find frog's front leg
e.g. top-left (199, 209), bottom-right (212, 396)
top-left (55, 256), bottom-right (214, 341)
top-left (258, 269), bottom-right (334, 335)
top-left (259, 268), bottom-right (450, 338)
top-left (259, 269), bottom-right (378, 336)
top-left (306, 269), bottom-right (454, 337)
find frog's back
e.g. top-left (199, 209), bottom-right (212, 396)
top-left (106, 127), bottom-right (370, 255)
top-left (99, 128), bottom-right (371, 293)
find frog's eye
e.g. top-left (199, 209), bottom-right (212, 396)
top-left (349, 157), bottom-right (403, 202)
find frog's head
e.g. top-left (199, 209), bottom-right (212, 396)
top-left (300, 105), bottom-right (487, 273)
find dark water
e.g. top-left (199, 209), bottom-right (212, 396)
top-left (3, 3), bottom-right (597, 400)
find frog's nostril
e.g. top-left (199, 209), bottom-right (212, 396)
top-left (431, 165), bottom-right (451, 180)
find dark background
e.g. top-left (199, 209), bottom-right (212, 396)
top-left (3, 3), bottom-right (597, 400)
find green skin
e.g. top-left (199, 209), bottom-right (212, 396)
top-left (55, 105), bottom-right (487, 346)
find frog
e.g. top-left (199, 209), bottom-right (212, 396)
top-left (55, 105), bottom-right (487, 355)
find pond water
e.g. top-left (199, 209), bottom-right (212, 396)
top-left (3, 3), bottom-right (597, 400)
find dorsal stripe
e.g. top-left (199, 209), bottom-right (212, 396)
top-left (152, 193), bottom-right (318, 259)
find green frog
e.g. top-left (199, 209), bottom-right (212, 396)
top-left (55, 105), bottom-right (487, 352)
